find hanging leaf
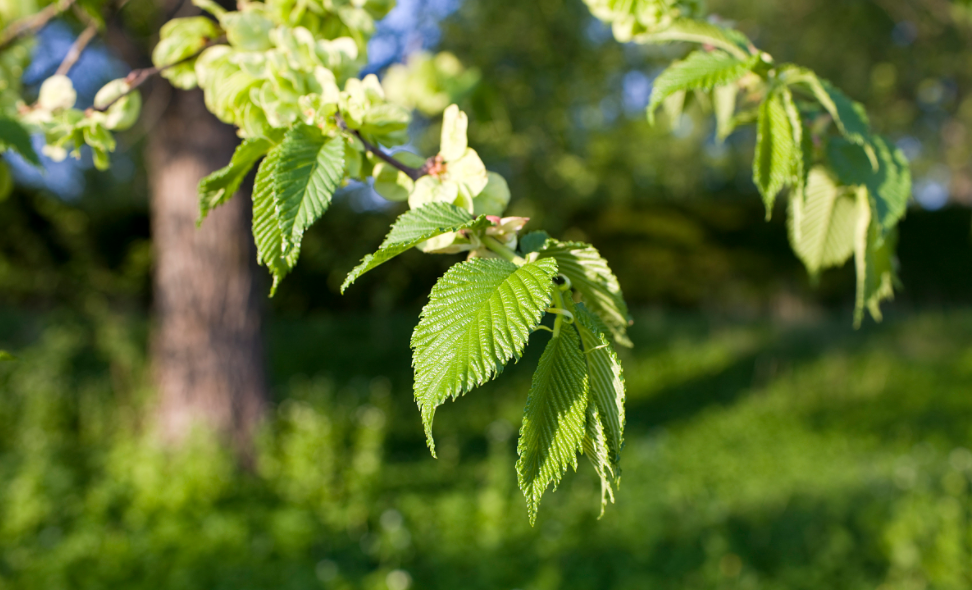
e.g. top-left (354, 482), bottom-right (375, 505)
top-left (536, 240), bottom-right (632, 347)
top-left (0, 350), bottom-right (17, 362)
top-left (573, 304), bottom-right (625, 477)
top-left (274, 124), bottom-right (345, 254)
top-left (828, 134), bottom-right (910, 234)
top-left (853, 188), bottom-right (898, 326)
top-left (713, 83), bottom-right (738, 141)
top-left (0, 116), bottom-right (41, 167)
top-left (753, 87), bottom-right (799, 216)
top-left (783, 67), bottom-right (871, 147)
top-left (633, 18), bottom-right (753, 59)
top-left (412, 257), bottom-right (559, 454)
top-left (251, 145), bottom-right (298, 295)
top-left (198, 137), bottom-right (273, 223)
top-left (516, 322), bottom-right (589, 525)
top-left (647, 50), bottom-right (758, 125)
top-left (788, 167), bottom-right (858, 275)
top-left (582, 398), bottom-right (616, 516)
top-left (341, 203), bottom-right (491, 292)
top-left (661, 89), bottom-right (686, 128)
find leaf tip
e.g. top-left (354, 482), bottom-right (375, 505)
top-left (421, 403), bottom-right (438, 458)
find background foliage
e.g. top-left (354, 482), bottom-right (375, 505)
top-left (3, 310), bottom-right (972, 589)
top-left (2, 0), bottom-right (972, 587)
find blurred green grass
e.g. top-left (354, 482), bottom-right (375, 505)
top-left (1, 308), bottom-right (972, 589)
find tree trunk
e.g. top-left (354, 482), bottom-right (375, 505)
top-left (148, 88), bottom-right (267, 453)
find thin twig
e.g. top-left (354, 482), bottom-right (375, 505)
top-left (0, 0), bottom-right (78, 51)
top-left (92, 39), bottom-right (221, 112)
top-left (335, 113), bottom-right (428, 181)
top-left (55, 20), bottom-right (98, 76)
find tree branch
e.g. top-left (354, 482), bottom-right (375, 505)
top-left (55, 19), bottom-right (98, 76)
top-left (0, 0), bottom-right (78, 51)
top-left (92, 40), bottom-right (221, 112)
top-left (334, 113), bottom-right (428, 181)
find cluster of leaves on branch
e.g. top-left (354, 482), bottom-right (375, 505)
top-left (585, 0), bottom-right (912, 325)
top-left (0, 4), bottom-right (143, 174)
top-left (0, 0), bottom-right (631, 522)
top-left (382, 50), bottom-right (480, 116)
top-left (177, 0), bottom-right (632, 521)
top-left (0, 0), bottom-right (913, 523)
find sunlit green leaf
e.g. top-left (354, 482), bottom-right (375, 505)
top-left (788, 167), bottom-right (858, 275)
top-left (753, 87), bottom-right (799, 216)
top-left (342, 203), bottom-right (491, 292)
top-left (412, 258), bottom-right (559, 454)
top-left (713, 83), bottom-right (738, 141)
top-left (274, 125), bottom-right (345, 254)
top-left (783, 67), bottom-right (871, 147)
top-left (517, 319), bottom-right (589, 525)
top-left (633, 18), bottom-right (753, 60)
top-left (647, 50), bottom-right (757, 125)
top-left (828, 134), bottom-right (910, 234)
top-left (574, 303), bottom-right (625, 479)
top-left (536, 240), bottom-right (632, 347)
top-left (251, 145), bottom-right (298, 295)
top-left (198, 137), bottom-right (272, 223)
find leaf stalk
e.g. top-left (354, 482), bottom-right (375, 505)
top-left (551, 287), bottom-right (566, 339)
top-left (482, 235), bottom-right (526, 266)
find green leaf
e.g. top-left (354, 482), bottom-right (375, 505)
top-left (661, 89), bottom-right (686, 128)
top-left (412, 258), bottom-right (559, 454)
top-left (0, 116), bottom-right (40, 167)
top-left (753, 87), bottom-right (800, 216)
top-left (341, 203), bottom-right (491, 293)
top-left (440, 104), bottom-right (468, 162)
top-left (152, 16), bottom-right (221, 89)
top-left (634, 18), bottom-right (753, 60)
top-left (788, 167), bottom-right (858, 275)
top-left (0, 350), bottom-right (17, 362)
top-left (251, 145), bottom-right (298, 295)
top-left (519, 231), bottom-right (551, 255)
top-left (536, 240), bottom-right (632, 347)
top-left (853, 189), bottom-right (898, 327)
top-left (647, 50), bottom-right (757, 125)
top-left (274, 125), bottom-right (345, 254)
top-left (573, 304), bottom-right (625, 481)
top-left (516, 320), bottom-right (589, 525)
top-left (828, 134), bottom-right (910, 233)
top-left (713, 84), bottom-right (738, 141)
top-left (581, 397), bottom-right (616, 517)
top-left (783, 87), bottom-right (805, 189)
top-left (198, 137), bottom-right (272, 223)
top-left (783, 67), bottom-right (871, 147)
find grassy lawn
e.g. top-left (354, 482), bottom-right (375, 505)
top-left (1, 308), bottom-right (970, 589)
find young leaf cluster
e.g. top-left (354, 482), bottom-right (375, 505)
top-left (585, 0), bottom-right (912, 325)
top-left (405, 234), bottom-right (630, 524)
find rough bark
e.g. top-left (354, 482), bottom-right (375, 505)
top-left (148, 88), bottom-right (267, 452)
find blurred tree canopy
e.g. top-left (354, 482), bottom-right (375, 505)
top-left (2, 0), bottom-right (972, 316)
